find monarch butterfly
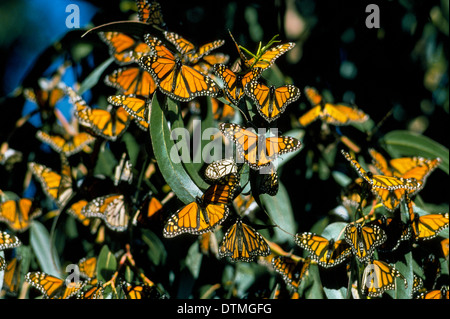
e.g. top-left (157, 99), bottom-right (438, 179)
top-left (340, 177), bottom-right (371, 212)
top-left (369, 148), bottom-right (441, 194)
top-left (441, 238), bottom-right (449, 259)
top-left (65, 85), bottom-right (131, 141)
top-left (254, 162), bottom-right (279, 196)
top-left (0, 198), bottom-right (42, 232)
top-left (299, 87), bottom-right (369, 127)
top-left (192, 53), bottom-right (229, 75)
top-left (136, 0), bottom-right (165, 27)
top-left (99, 32), bottom-right (151, 65)
top-left (219, 123), bottom-right (302, 170)
top-left (417, 286), bottom-right (449, 299)
top-left (204, 158), bottom-right (238, 182)
top-left (139, 35), bottom-right (220, 102)
top-left (82, 194), bottom-right (129, 232)
top-left (132, 195), bottom-right (163, 227)
top-left (367, 215), bottom-right (411, 252)
top-left (272, 256), bottom-right (310, 291)
top-left (213, 64), bottom-right (263, 105)
top-left (245, 82), bottom-right (301, 122)
top-left (341, 150), bottom-right (422, 192)
top-left (294, 232), bottom-right (352, 268)
top-left (66, 200), bottom-right (90, 226)
top-left (105, 67), bottom-right (157, 98)
top-left (108, 94), bottom-right (149, 125)
top-left (164, 31), bottom-right (225, 65)
top-left (209, 97), bottom-right (236, 121)
top-left (77, 285), bottom-right (104, 299)
top-left (219, 219), bottom-right (270, 262)
top-left (362, 259), bottom-right (408, 298)
top-left (122, 282), bottom-right (163, 299)
top-left (344, 223), bottom-right (387, 263)
top-left (78, 257), bottom-right (97, 280)
top-left (0, 231), bottom-right (22, 251)
top-left (23, 84), bottom-right (65, 111)
top-left (233, 193), bottom-right (259, 217)
top-left (25, 272), bottom-right (85, 299)
top-left (2, 257), bottom-right (21, 295)
top-left (28, 155), bottom-right (73, 208)
top-left (229, 32), bottom-right (295, 71)
top-left (36, 130), bottom-right (95, 157)
top-left (405, 195), bottom-right (449, 241)
top-left (163, 174), bottom-right (239, 238)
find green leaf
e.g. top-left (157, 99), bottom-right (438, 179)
top-left (382, 130), bottom-right (449, 174)
top-left (184, 241), bottom-right (203, 280)
top-left (30, 221), bottom-right (62, 277)
top-left (389, 251), bottom-right (413, 299)
top-left (96, 245), bottom-right (117, 283)
top-left (149, 92), bottom-right (203, 204)
top-left (261, 182), bottom-right (296, 244)
top-left (78, 57), bottom-right (115, 95)
top-left (141, 229), bottom-right (167, 266)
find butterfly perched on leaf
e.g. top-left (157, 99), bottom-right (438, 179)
top-left (163, 174), bottom-right (239, 238)
top-left (65, 85), bottom-right (131, 141)
top-left (219, 123), bottom-right (302, 170)
top-left (219, 219), bottom-right (270, 262)
top-left (367, 215), bottom-right (411, 252)
top-left (213, 64), bottom-right (263, 105)
top-left (28, 155), bottom-right (73, 208)
top-left (0, 198), bottom-right (42, 232)
top-left (272, 256), bottom-right (310, 291)
top-left (139, 35), bottom-right (220, 102)
top-left (36, 130), bottom-right (95, 157)
top-left (344, 223), bottom-right (387, 263)
top-left (105, 67), bottom-right (157, 98)
top-left (362, 259), bottom-right (407, 298)
top-left (294, 232), bottom-right (352, 268)
top-left (299, 87), bottom-right (369, 126)
top-left (81, 194), bottom-right (129, 232)
top-left (245, 81), bottom-right (301, 122)
top-left (136, 0), bottom-right (165, 27)
top-left (99, 32), bottom-right (151, 65)
top-left (341, 150), bottom-right (422, 211)
top-left (164, 31), bottom-right (225, 65)
top-left (405, 195), bottom-right (449, 241)
top-left (26, 272), bottom-right (85, 299)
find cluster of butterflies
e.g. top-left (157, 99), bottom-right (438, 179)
top-left (1, 0), bottom-right (448, 300)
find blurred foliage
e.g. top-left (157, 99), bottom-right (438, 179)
top-left (0, 0), bottom-right (448, 300)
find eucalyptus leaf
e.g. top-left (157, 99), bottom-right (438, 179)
top-left (96, 245), bottom-right (117, 283)
top-left (78, 57), bottom-right (114, 95)
top-left (30, 221), bottom-right (61, 278)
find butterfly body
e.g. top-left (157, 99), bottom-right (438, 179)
top-left (344, 224), bottom-right (387, 262)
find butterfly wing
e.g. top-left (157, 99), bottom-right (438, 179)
top-left (219, 219), bottom-right (270, 262)
top-left (0, 199), bottom-right (42, 232)
top-left (362, 260), bottom-right (407, 297)
top-left (0, 231), bottom-right (21, 250)
top-left (245, 43), bottom-right (295, 70)
top-left (136, 0), bottom-right (165, 26)
top-left (245, 82), bottom-right (301, 122)
top-left (344, 224), bottom-right (387, 262)
top-left (82, 194), bottom-right (129, 232)
top-left (99, 32), bottom-right (151, 64)
top-left (105, 67), bottom-right (157, 98)
top-left (272, 256), bottom-right (310, 291)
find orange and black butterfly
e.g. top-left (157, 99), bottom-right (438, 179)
top-left (362, 259), bottom-right (407, 298)
top-left (192, 53), bottom-right (229, 75)
top-left (36, 130), bottom-right (95, 157)
top-left (99, 32), bottom-right (151, 65)
top-left (210, 97), bottom-right (236, 121)
top-left (104, 67), bottom-right (157, 98)
top-left (340, 177), bottom-right (371, 212)
top-left (367, 215), bottom-right (411, 252)
top-left (65, 86), bottom-right (131, 141)
top-left (441, 238), bottom-right (449, 259)
top-left (136, 0), bottom-right (165, 27)
top-left (344, 223), bottom-right (387, 262)
top-left (245, 81), bottom-right (301, 122)
top-left (26, 272), bottom-right (85, 299)
top-left (341, 150), bottom-right (422, 202)
top-left (417, 286), bottom-right (449, 299)
top-left (139, 35), bottom-right (220, 102)
top-left (272, 256), bottom-right (310, 291)
top-left (66, 200), bottom-right (90, 226)
top-left (132, 195), bottom-right (163, 226)
top-left (81, 194), bottom-right (129, 232)
top-left (122, 282), bottom-right (163, 299)
top-left (405, 195), bottom-right (449, 241)
top-left (219, 218), bottom-right (270, 262)
top-left (107, 94), bottom-right (149, 130)
top-left (219, 123), bottom-right (302, 170)
top-left (163, 174), bottom-right (239, 238)
top-left (28, 155), bottom-right (73, 208)
top-left (1, 257), bottom-right (22, 295)
top-left (294, 232), bottom-right (352, 268)
top-left (78, 257), bottom-right (97, 280)
top-left (77, 284), bottom-right (104, 299)
top-left (0, 198), bottom-right (42, 232)
top-left (0, 231), bottom-right (21, 271)
top-left (299, 87), bottom-right (369, 126)
top-left (213, 64), bottom-right (262, 105)
top-left (204, 158), bottom-right (238, 182)
top-left (23, 83), bottom-right (65, 111)
top-left (164, 31), bottom-right (225, 65)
